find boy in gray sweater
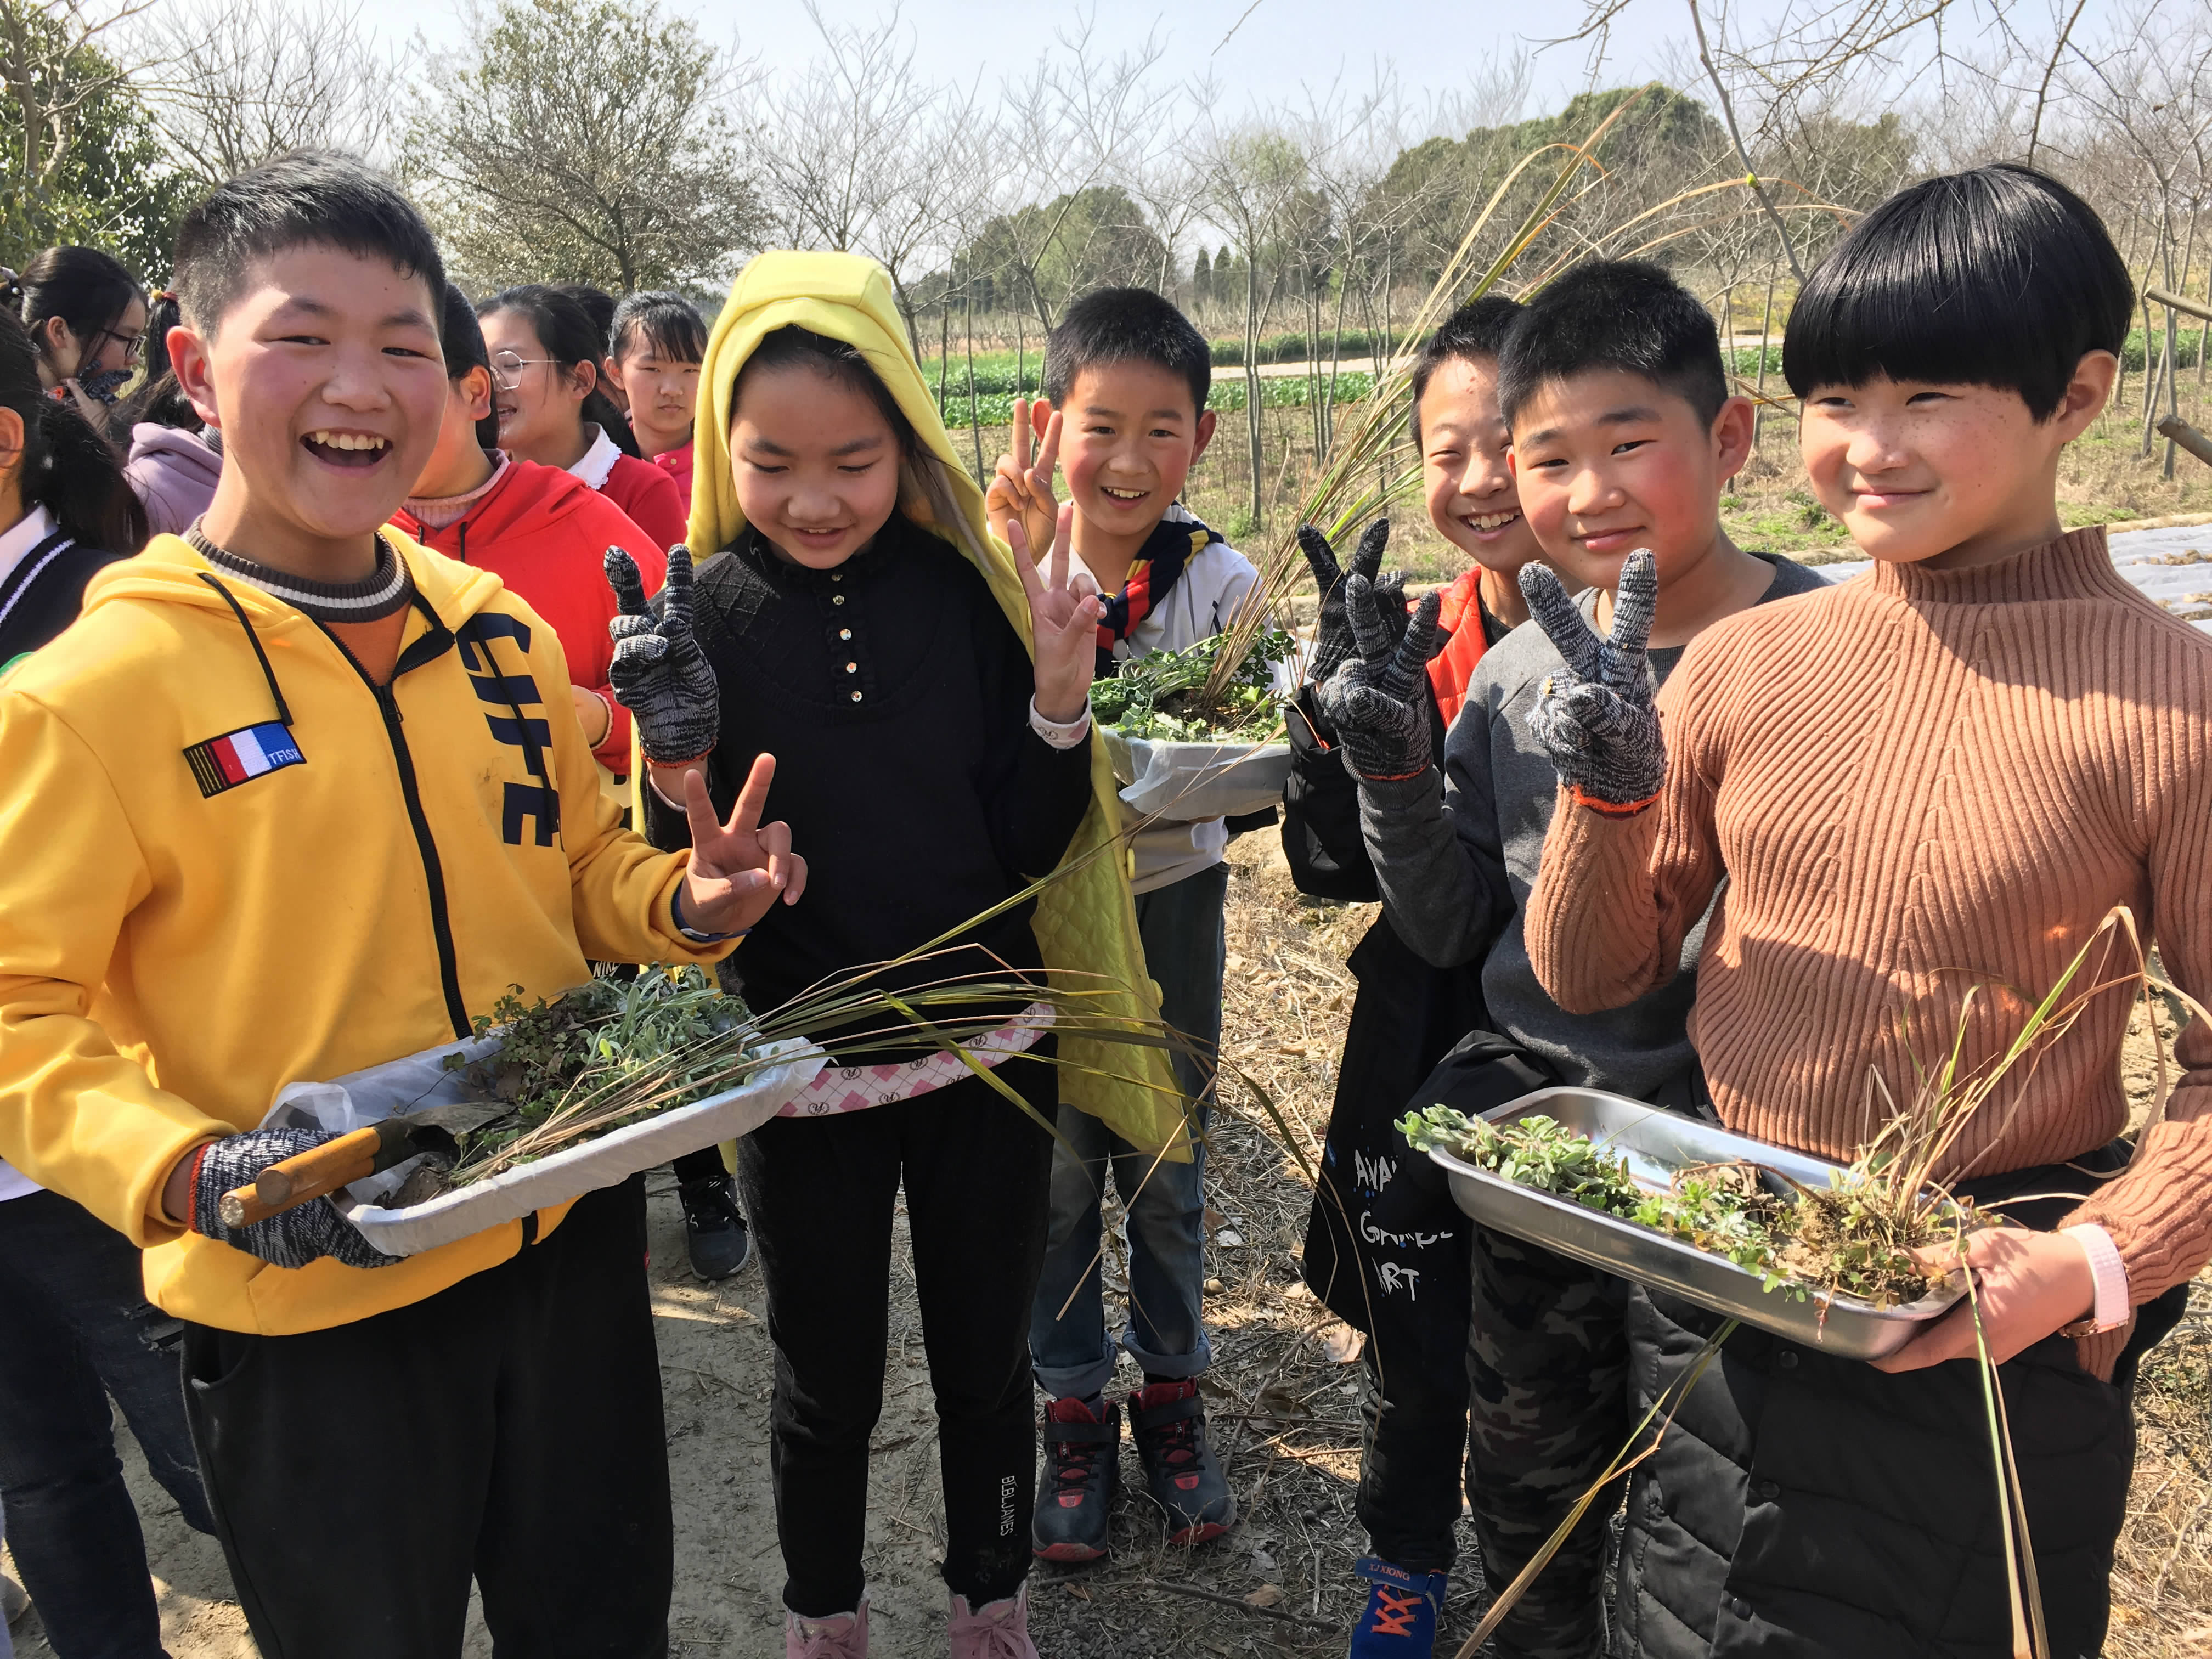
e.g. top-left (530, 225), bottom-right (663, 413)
top-left (1318, 261), bottom-right (1823, 1659)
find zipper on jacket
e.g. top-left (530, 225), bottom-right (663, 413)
top-left (321, 605), bottom-right (472, 1040)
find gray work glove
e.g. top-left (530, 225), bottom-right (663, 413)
top-left (606, 543), bottom-right (720, 765)
top-left (188, 1128), bottom-right (400, 1271)
top-left (1299, 518), bottom-right (1408, 691)
top-left (1519, 549), bottom-right (1666, 807)
top-left (1316, 575), bottom-right (1443, 782)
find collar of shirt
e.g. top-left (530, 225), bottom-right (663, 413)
top-left (0, 505), bottom-right (59, 589)
top-left (568, 424), bottom-right (622, 491)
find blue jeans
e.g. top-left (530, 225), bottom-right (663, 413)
top-left (0, 1188), bottom-right (214, 1659)
top-left (1030, 859), bottom-right (1228, 1399)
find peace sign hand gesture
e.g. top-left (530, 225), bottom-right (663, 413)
top-left (1519, 549), bottom-right (1667, 808)
top-left (605, 543), bottom-right (720, 766)
top-left (1314, 574), bottom-right (1444, 782)
top-left (1012, 503), bottom-right (1101, 725)
top-left (1298, 518), bottom-right (1407, 688)
top-left (679, 753), bottom-right (805, 936)
top-left (986, 399), bottom-right (1062, 566)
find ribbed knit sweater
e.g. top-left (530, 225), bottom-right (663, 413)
top-left (1528, 528), bottom-right (2212, 1359)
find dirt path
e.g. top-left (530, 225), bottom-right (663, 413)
top-left (10, 845), bottom-right (2211, 1656)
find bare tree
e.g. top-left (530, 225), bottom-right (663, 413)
top-left (984, 13), bottom-right (1175, 336)
top-left (134, 0), bottom-right (399, 184)
top-left (1198, 117), bottom-right (1307, 527)
top-left (749, 3), bottom-right (987, 356)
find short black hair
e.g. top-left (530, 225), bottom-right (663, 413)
top-left (1410, 294), bottom-right (1525, 441)
top-left (173, 150), bottom-right (444, 338)
top-left (1497, 260), bottom-right (1728, 430)
top-left (438, 282), bottom-right (501, 453)
top-left (1043, 287), bottom-right (1209, 418)
top-left (1782, 163), bottom-right (2132, 420)
top-left (610, 291), bottom-right (708, 365)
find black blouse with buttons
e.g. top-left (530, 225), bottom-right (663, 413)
top-left (641, 514), bottom-right (1095, 1014)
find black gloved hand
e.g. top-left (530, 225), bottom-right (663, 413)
top-left (1315, 576), bottom-right (1444, 782)
top-left (1519, 549), bottom-right (1666, 808)
top-left (1300, 520), bottom-right (1407, 690)
top-left (606, 543), bottom-right (721, 765)
top-left (188, 1128), bottom-right (400, 1271)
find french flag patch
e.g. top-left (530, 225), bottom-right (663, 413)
top-left (183, 721), bottom-right (305, 798)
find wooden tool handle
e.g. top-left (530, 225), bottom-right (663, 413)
top-left (217, 1124), bottom-right (394, 1228)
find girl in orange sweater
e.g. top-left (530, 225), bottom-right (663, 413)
top-left (1520, 165), bottom-right (2211, 1658)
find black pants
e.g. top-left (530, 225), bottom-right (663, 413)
top-left (1612, 1147), bottom-right (2189, 1659)
top-left (182, 1178), bottom-right (672, 1659)
top-left (0, 1188), bottom-right (214, 1659)
top-left (741, 1056), bottom-right (1056, 1617)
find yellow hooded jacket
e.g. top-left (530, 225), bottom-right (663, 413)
top-left (690, 251), bottom-right (1187, 1159)
top-left (0, 531), bottom-right (730, 1334)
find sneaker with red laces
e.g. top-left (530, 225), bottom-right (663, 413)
top-left (1128, 1378), bottom-right (1235, 1545)
top-left (784, 1600), bottom-right (868, 1659)
top-left (948, 1582), bottom-right (1039, 1659)
top-left (1032, 1395), bottom-right (1120, 1561)
top-left (1347, 1558), bottom-right (1447, 1656)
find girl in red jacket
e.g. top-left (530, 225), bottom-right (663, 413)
top-left (397, 284), bottom-right (665, 775)
top-left (478, 285), bottom-right (687, 554)
top-left (607, 292), bottom-right (706, 519)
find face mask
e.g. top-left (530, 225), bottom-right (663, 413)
top-left (75, 366), bottom-right (131, 405)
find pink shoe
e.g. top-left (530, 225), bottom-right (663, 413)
top-left (785, 1600), bottom-right (868, 1658)
top-left (947, 1582), bottom-right (1039, 1658)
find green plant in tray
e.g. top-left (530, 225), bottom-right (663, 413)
top-left (1088, 627), bottom-right (1296, 742)
top-left (1396, 1105), bottom-right (1951, 1306)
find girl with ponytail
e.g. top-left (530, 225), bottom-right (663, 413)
top-left (13, 245), bottom-right (148, 428)
top-left (478, 285), bottom-right (687, 551)
top-left (0, 308), bottom-right (145, 664)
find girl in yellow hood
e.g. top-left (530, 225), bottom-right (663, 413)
top-left (605, 252), bottom-right (1131, 1659)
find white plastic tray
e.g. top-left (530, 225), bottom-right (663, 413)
top-left (1102, 727), bottom-right (1293, 821)
top-left (345, 1041), bottom-right (823, 1257)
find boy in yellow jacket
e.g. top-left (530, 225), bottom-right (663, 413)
top-left (0, 153), bottom-right (800, 1658)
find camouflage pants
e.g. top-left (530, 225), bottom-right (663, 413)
top-left (1466, 1224), bottom-right (1630, 1659)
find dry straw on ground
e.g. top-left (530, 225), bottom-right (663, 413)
top-left (9, 847), bottom-right (2208, 1656)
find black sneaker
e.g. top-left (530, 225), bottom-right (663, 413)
top-left (1032, 1395), bottom-right (1120, 1562)
top-left (1130, 1379), bottom-right (1235, 1545)
top-left (678, 1175), bottom-right (751, 1280)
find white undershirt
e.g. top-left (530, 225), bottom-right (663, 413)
top-left (568, 425), bottom-right (622, 491)
top-left (0, 504), bottom-right (59, 589)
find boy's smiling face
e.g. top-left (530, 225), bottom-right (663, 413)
top-left (1418, 355), bottom-right (1544, 577)
top-left (174, 243), bottom-right (444, 572)
top-left (1056, 360), bottom-right (1215, 552)
top-left (1509, 367), bottom-right (1752, 592)
top-left (1798, 359), bottom-right (2114, 569)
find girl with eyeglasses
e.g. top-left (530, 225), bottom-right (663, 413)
top-left (5, 248), bottom-right (147, 430)
top-left (477, 285), bottom-right (687, 554)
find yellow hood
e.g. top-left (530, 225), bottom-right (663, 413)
top-left (691, 251), bottom-right (1185, 1156)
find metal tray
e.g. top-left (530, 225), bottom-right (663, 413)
top-left (1429, 1087), bottom-right (1965, 1360)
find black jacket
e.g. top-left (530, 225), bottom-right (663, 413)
top-left (643, 517), bottom-right (1093, 1014)
top-left (1285, 602), bottom-right (1504, 1336)
top-left (0, 529), bottom-right (125, 668)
